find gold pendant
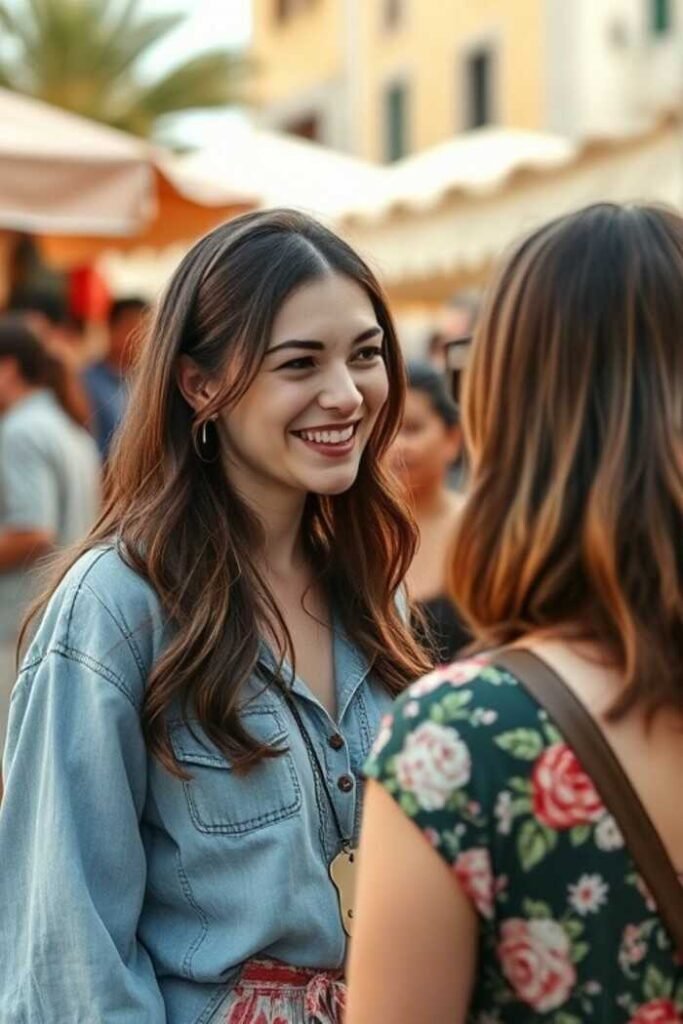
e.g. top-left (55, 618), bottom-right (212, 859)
top-left (329, 846), bottom-right (357, 938)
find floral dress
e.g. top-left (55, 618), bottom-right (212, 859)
top-left (365, 658), bottom-right (683, 1024)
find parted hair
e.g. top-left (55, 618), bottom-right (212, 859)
top-left (25, 209), bottom-right (429, 774)
top-left (451, 203), bottom-right (683, 719)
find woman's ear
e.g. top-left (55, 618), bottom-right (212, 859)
top-left (176, 355), bottom-right (216, 413)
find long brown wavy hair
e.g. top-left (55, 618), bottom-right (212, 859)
top-left (24, 209), bottom-right (429, 775)
top-left (451, 203), bottom-right (683, 719)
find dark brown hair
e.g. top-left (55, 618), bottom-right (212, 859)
top-left (0, 315), bottom-right (89, 429)
top-left (451, 203), bottom-right (683, 719)
top-left (25, 209), bottom-right (428, 774)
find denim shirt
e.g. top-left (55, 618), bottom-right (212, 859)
top-left (0, 546), bottom-right (395, 1024)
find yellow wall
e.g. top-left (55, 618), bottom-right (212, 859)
top-left (357, 0), bottom-right (545, 161)
top-left (251, 0), bottom-right (546, 161)
top-left (251, 0), bottom-right (344, 106)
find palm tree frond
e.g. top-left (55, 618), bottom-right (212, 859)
top-left (100, 13), bottom-right (186, 81)
top-left (0, 0), bottom-right (248, 138)
top-left (126, 50), bottom-right (247, 121)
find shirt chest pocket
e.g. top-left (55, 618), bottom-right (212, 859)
top-left (169, 708), bottom-right (302, 835)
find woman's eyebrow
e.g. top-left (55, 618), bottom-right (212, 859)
top-left (266, 326), bottom-right (383, 356)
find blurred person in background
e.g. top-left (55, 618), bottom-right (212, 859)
top-left (348, 204), bottom-right (683, 1023)
top-left (426, 290), bottom-right (480, 372)
top-left (0, 316), bottom-right (100, 758)
top-left (9, 289), bottom-right (93, 429)
top-left (82, 296), bottom-right (148, 459)
top-left (392, 361), bottom-right (469, 663)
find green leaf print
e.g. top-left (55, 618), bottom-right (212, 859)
top-left (569, 824), bottom-right (591, 846)
top-left (446, 789), bottom-right (468, 813)
top-left (563, 918), bottom-right (584, 939)
top-left (518, 818), bottom-right (558, 871)
top-left (571, 941), bottom-right (590, 964)
top-left (554, 1013), bottom-right (582, 1024)
top-left (429, 703), bottom-right (446, 724)
top-left (478, 666), bottom-right (508, 685)
top-left (439, 691), bottom-right (473, 721)
top-left (510, 796), bottom-right (533, 815)
top-left (522, 898), bottom-right (553, 919)
top-left (543, 721), bottom-right (564, 745)
top-left (494, 728), bottom-right (544, 760)
top-left (441, 829), bottom-right (464, 859)
top-left (509, 777), bottom-right (534, 795)
top-left (399, 792), bottom-right (419, 817)
top-left (643, 964), bottom-right (673, 1001)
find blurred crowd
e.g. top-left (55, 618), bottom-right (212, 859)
top-left (0, 237), bottom-right (149, 750)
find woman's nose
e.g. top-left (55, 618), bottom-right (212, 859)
top-left (318, 367), bottom-right (363, 415)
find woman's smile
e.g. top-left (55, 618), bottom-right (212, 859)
top-left (290, 419), bottom-right (361, 458)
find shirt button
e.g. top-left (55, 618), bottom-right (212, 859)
top-left (337, 774), bottom-right (354, 793)
top-left (328, 733), bottom-right (344, 750)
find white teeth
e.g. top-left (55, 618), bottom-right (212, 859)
top-left (298, 424), bottom-right (355, 444)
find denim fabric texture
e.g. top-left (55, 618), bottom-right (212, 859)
top-left (0, 545), bottom-right (393, 1024)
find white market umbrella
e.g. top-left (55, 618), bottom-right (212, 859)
top-left (0, 88), bottom-right (155, 236)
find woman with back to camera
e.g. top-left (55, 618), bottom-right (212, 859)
top-left (0, 210), bottom-right (428, 1024)
top-left (391, 361), bottom-right (469, 663)
top-left (347, 204), bottom-right (683, 1023)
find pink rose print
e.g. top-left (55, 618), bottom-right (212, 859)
top-left (619, 924), bottom-right (648, 970)
top-left (394, 721), bottom-right (471, 810)
top-left (498, 918), bottom-right (577, 1012)
top-left (409, 657), bottom-right (487, 697)
top-left (454, 848), bottom-right (496, 919)
top-left (532, 743), bottom-right (603, 830)
top-left (423, 827), bottom-right (440, 848)
top-left (629, 1000), bottom-right (683, 1024)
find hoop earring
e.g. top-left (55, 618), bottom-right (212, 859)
top-left (195, 417), bottom-right (219, 463)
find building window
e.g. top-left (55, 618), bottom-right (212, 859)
top-left (650, 0), bottom-right (672, 34)
top-left (384, 82), bottom-right (408, 162)
top-left (384, 0), bottom-right (404, 31)
top-left (274, 0), bottom-right (311, 24)
top-left (464, 47), bottom-right (494, 129)
top-left (274, 0), bottom-right (291, 22)
top-left (283, 113), bottom-right (321, 142)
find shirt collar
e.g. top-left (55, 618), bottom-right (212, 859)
top-left (257, 614), bottom-right (372, 723)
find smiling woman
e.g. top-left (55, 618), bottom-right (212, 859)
top-left (0, 208), bottom-right (429, 1024)
top-left (216, 275), bottom-right (389, 499)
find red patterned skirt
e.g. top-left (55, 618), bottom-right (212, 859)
top-left (221, 958), bottom-right (346, 1024)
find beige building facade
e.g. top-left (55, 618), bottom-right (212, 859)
top-left (251, 0), bottom-right (545, 162)
top-left (250, 0), bottom-right (681, 163)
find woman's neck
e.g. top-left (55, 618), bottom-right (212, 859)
top-left (411, 482), bottom-right (453, 519)
top-left (225, 460), bottom-right (308, 576)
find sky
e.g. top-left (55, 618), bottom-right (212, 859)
top-left (138, 0), bottom-right (252, 146)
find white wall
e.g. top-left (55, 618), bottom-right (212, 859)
top-left (545, 0), bottom-right (683, 138)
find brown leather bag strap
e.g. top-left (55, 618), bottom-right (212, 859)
top-left (494, 648), bottom-right (683, 957)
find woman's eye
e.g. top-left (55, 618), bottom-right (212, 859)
top-left (354, 345), bottom-right (384, 363)
top-left (279, 357), bottom-right (315, 371)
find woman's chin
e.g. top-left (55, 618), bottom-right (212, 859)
top-left (303, 469), bottom-right (360, 497)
